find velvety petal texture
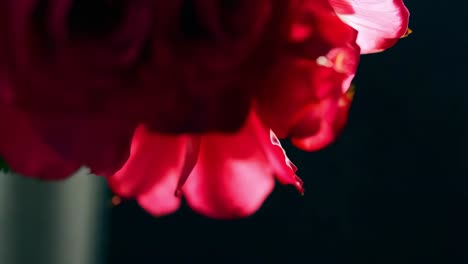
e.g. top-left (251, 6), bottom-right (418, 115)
top-left (0, 0), bottom-right (288, 134)
top-left (329, 0), bottom-right (410, 53)
top-left (0, 0), bottom-right (409, 218)
top-left (0, 104), bottom-right (79, 179)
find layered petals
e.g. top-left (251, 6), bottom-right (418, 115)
top-left (329, 0), bottom-right (410, 53)
top-left (0, 0), bottom-right (292, 134)
top-left (255, 0), bottom-right (359, 152)
top-left (0, 0), bottom-right (410, 219)
top-left (107, 126), bottom-right (187, 198)
top-left (256, 46), bottom-right (359, 150)
top-left (107, 126), bottom-right (188, 216)
top-left (249, 114), bottom-right (303, 191)
top-left (108, 112), bottom-right (301, 219)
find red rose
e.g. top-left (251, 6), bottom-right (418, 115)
top-left (0, 0), bottom-right (409, 218)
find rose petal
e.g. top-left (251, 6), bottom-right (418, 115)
top-left (329, 0), bottom-right (410, 53)
top-left (288, 0), bottom-right (358, 58)
top-left (255, 0), bottom-right (359, 141)
top-left (136, 0), bottom-right (281, 133)
top-left (249, 112), bottom-right (303, 192)
top-left (136, 174), bottom-right (182, 217)
top-left (255, 56), bottom-right (345, 138)
top-left (0, 105), bottom-right (79, 179)
top-left (108, 126), bottom-right (189, 216)
top-left (24, 115), bottom-right (134, 177)
top-left (108, 125), bottom-right (187, 199)
top-left (183, 114), bottom-right (275, 219)
top-left (291, 92), bottom-right (353, 151)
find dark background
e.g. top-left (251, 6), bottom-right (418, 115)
top-left (108, 2), bottom-right (466, 263)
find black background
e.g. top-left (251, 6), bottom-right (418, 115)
top-left (108, 2), bottom-right (466, 263)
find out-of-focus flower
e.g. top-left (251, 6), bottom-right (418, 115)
top-left (0, 0), bottom-right (409, 218)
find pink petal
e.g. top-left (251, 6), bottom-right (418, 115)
top-left (108, 126), bottom-right (187, 216)
top-left (182, 114), bottom-right (275, 219)
top-left (329, 0), bottom-right (410, 54)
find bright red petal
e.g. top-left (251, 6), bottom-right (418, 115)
top-left (107, 125), bottom-right (187, 197)
top-left (329, 0), bottom-right (410, 54)
top-left (249, 112), bottom-right (304, 193)
top-left (136, 177), bottom-right (182, 217)
top-left (255, 46), bottom-right (357, 139)
top-left (108, 126), bottom-right (187, 216)
top-left (255, 0), bottom-right (359, 149)
top-left (291, 91), bottom-right (353, 151)
top-left (182, 114), bottom-right (275, 219)
top-left (138, 136), bottom-right (202, 217)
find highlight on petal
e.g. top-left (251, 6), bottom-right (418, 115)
top-left (182, 113), bottom-right (276, 219)
top-left (137, 174), bottom-right (182, 217)
top-left (107, 125), bottom-right (187, 216)
top-left (329, 0), bottom-right (410, 53)
top-left (249, 112), bottom-right (304, 194)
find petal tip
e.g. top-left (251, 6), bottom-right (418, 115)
top-left (294, 175), bottom-right (305, 195)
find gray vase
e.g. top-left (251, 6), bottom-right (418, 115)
top-left (0, 168), bottom-right (109, 264)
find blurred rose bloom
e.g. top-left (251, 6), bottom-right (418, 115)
top-left (0, 0), bottom-right (409, 218)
